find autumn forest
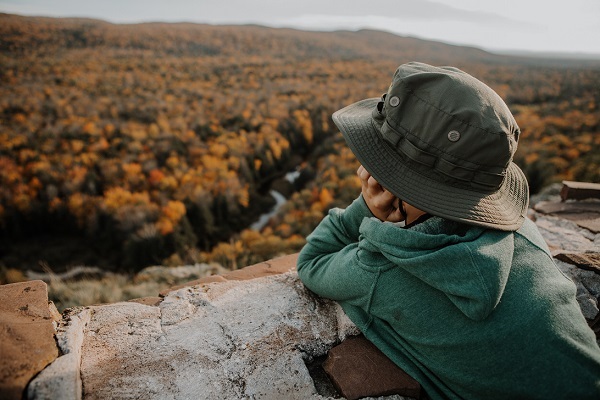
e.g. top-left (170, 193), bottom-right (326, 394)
top-left (1, 13), bottom-right (599, 277)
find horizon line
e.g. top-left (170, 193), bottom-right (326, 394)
top-left (3, 11), bottom-right (600, 60)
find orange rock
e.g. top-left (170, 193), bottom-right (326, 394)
top-left (160, 253), bottom-right (298, 296)
top-left (0, 281), bottom-right (59, 400)
top-left (323, 335), bottom-right (422, 400)
top-left (221, 253), bottom-right (298, 281)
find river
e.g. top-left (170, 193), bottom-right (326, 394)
top-left (250, 170), bottom-right (301, 231)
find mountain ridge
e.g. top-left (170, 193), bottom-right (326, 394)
top-left (2, 13), bottom-right (598, 67)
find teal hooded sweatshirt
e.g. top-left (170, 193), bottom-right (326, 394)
top-left (297, 196), bottom-right (600, 400)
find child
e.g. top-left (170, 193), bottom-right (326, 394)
top-left (297, 62), bottom-right (600, 399)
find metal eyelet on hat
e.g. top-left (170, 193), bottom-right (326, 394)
top-left (447, 130), bottom-right (461, 142)
top-left (389, 96), bottom-right (400, 107)
top-left (376, 93), bottom-right (387, 115)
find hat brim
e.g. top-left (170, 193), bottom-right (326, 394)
top-left (333, 98), bottom-right (529, 231)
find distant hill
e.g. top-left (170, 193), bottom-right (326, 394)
top-left (4, 13), bottom-right (599, 70)
top-left (496, 49), bottom-right (600, 61)
top-left (0, 13), bottom-right (536, 66)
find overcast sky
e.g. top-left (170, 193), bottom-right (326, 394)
top-left (2, 0), bottom-right (599, 55)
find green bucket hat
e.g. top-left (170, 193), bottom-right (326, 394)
top-left (333, 62), bottom-right (528, 231)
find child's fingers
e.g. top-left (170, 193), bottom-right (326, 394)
top-left (367, 176), bottom-right (383, 193)
top-left (357, 166), bottom-right (368, 187)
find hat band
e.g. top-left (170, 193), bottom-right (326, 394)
top-left (376, 119), bottom-right (505, 191)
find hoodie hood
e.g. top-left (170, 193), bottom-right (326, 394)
top-left (359, 216), bottom-right (514, 321)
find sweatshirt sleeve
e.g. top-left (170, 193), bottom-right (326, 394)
top-left (296, 195), bottom-right (378, 303)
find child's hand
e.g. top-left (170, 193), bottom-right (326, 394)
top-left (357, 165), bottom-right (405, 223)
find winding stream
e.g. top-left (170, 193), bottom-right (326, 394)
top-left (250, 190), bottom-right (287, 231)
top-left (250, 170), bottom-right (301, 231)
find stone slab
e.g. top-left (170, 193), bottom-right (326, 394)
top-left (28, 308), bottom-right (91, 400)
top-left (574, 218), bottom-right (600, 234)
top-left (560, 181), bottom-right (600, 201)
top-left (534, 201), bottom-right (600, 215)
top-left (534, 201), bottom-right (600, 233)
top-left (533, 214), bottom-right (599, 254)
top-left (221, 252), bottom-right (298, 280)
top-left (0, 281), bottom-right (59, 400)
top-left (79, 273), bottom-right (354, 399)
top-left (555, 252), bottom-right (600, 274)
top-left (323, 335), bottom-right (421, 400)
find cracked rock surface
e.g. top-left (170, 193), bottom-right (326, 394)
top-left (80, 273), bottom-right (358, 399)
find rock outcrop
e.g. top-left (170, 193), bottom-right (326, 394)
top-left (27, 254), bottom-right (365, 400)
top-left (0, 281), bottom-right (60, 399)
top-left (1, 196), bottom-right (599, 400)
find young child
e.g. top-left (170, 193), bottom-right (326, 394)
top-left (297, 62), bottom-right (600, 399)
